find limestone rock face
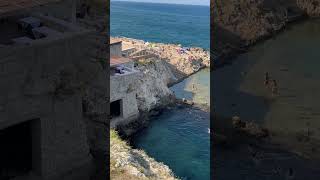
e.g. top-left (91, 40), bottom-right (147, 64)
top-left (212, 0), bottom-right (289, 44)
top-left (110, 130), bottom-right (179, 180)
top-left (134, 58), bottom-right (175, 112)
top-left (111, 37), bottom-right (210, 76)
top-left (212, 0), bottom-right (320, 46)
top-left (297, 0), bottom-right (320, 17)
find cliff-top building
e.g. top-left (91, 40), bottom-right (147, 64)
top-left (110, 39), bottom-right (140, 129)
top-left (0, 0), bottom-right (107, 179)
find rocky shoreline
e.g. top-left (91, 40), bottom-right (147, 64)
top-left (110, 130), bottom-right (179, 180)
top-left (110, 38), bottom-right (210, 179)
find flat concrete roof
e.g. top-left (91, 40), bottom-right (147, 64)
top-left (110, 56), bottom-right (132, 67)
top-left (110, 39), bottom-right (122, 45)
top-left (0, 0), bottom-right (62, 16)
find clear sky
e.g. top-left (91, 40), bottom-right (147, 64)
top-left (111, 0), bottom-right (210, 6)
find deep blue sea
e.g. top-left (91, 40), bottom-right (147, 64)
top-left (111, 1), bottom-right (210, 180)
top-left (110, 1), bottom-right (210, 49)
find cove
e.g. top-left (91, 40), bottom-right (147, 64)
top-left (213, 19), bottom-right (320, 159)
top-left (132, 69), bottom-right (210, 180)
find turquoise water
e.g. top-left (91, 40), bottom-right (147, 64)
top-left (111, 1), bottom-right (210, 180)
top-left (171, 68), bottom-right (210, 105)
top-left (111, 1), bottom-right (210, 49)
top-left (133, 107), bottom-right (210, 180)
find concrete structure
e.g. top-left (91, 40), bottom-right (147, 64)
top-left (0, 1), bottom-right (107, 180)
top-left (110, 41), bottom-right (140, 128)
top-left (110, 39), bottom-right (122, 57)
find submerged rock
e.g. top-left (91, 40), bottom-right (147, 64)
top-left (232, 116), bottom-right (269, 138)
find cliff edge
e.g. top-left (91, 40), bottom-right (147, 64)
top-left (110, 130), bottom-right (179, 180)
top-left (212, 0), bottom-right (320, 46)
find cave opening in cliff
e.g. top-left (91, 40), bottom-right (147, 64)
top-left (110, 100), bottom-right (122, 118)
top-left (0, 119), bottom-right (41, 179)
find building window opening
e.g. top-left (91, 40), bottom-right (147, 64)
top-left (110, 100), bottom-right (122, 119)
top-left (0, 119), bottom-right (40, 179)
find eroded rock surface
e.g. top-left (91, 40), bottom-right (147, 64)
top-left (212, 0), bottom-right (320, 46)
top-left (110, 130), bottom-right (179, 180)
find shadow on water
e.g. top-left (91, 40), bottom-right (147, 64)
top-left (212, 51), bottom-right (272, 123)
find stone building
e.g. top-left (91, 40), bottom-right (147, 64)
top-left (0, 0), bottom-right (107, 179)
top-left (110, 40), bottom-right (140, 128)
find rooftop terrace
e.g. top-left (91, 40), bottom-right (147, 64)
top-left (110, 56), bottom-right (132, 67)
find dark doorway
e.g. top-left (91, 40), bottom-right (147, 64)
top-left (110, 100), bottom-right (122, 118)
top-left (0, 119), bottom-right (40, 179)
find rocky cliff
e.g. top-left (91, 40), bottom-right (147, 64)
top-left (212, 0), bottom-right (320, 45)
top-left (110, 130), bottom-right (179, 180)
top-left (112, 37), bottom-right (210, 75)
top-left (134, 58), bottom-right (176, 112)
top-left (110, 37), bottom-right (210, 113)
top-left (297, 0), bottom-right (320, 16)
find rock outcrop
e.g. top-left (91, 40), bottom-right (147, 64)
top-left (212, 0), bottom-right (320, 46)
top-left (212, 0), bottom-right (289, 44)
top-left (297, 0), bottom-right (320, 17)
top-left (110, 130), bottom-right (179, 180)
top-left (112, 37), bottom-right (210, 76)
top-left (110, 37), bottom-right (210, 114)
top-left (134, 58), bottom-right (176, 112)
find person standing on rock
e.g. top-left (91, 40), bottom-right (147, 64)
top-left (271, 79), bottom-right (278, 97)
top-left (192, 83), bottom-right (197, 91)
top-left (264, 72), bottom-right (270, 87)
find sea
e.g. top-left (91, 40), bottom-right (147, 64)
top-left (111, 1), bottom-right (210, 180)
top-left (111, 1), bottom-right (210, 50)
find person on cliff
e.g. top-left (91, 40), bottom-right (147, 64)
top-left (192, 83), bottom-right (197, 90)
top-left (271, 79), bottom-right (278, 97)
top-left (264, 72), bottom-right (270, 87)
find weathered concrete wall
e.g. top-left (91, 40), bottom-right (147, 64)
top-left (0, 27), bottom-right (104, 178)
top-left (110, 43), bottom-right (122, 57)
top-left (110, 72), bottom-right (139, 128)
